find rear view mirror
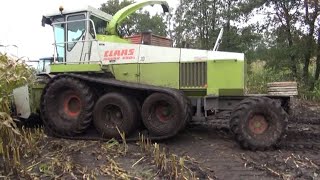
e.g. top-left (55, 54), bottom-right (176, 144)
top-left (42, 16), bottom-right (52, 27)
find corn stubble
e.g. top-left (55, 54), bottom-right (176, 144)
top-left (138, 134), bottom-right (197, 180)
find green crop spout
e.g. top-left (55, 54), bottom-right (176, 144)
top-left (106, 0), bottom-right (169, 36)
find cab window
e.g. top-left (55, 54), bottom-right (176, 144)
top-left (67, 14), bottom-right (86, 51)
top-left (90, 15), bottom-right (107, 36)
top-left (52, 16), bottom-right (65, 62)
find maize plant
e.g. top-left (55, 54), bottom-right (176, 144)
top-left (0, 53), bottom-right (35, 172)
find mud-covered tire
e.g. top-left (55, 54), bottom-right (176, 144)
top-left (141, 92), bottom-right (190, 136)
top-left (40, 76), bottom-right (94, 136)
top-left (93, 92), bottom-right (139, 139)
top-left (229, 97), bottom-right (288, 150)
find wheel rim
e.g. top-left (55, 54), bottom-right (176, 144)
top-left (104, 105), bottom-right (123, 127)
top-left (248, 114), bottom-right (269, 135)
top-left (63, 95), bottom-right (82, 117)
top-left (154, 101), bottom-right (173, 122)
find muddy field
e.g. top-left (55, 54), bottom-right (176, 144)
top-left (1, 99), bottom-right (320, 179)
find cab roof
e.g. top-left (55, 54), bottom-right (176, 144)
top-left (42, 5), bottom-right (113, 26)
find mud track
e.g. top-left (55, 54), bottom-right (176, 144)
top-left (159, 99), bottom-right (320, 179)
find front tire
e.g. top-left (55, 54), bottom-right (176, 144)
top-left (40, 76), bottom-right (95, 136)
top-left (229, 97), bottom-right (288, 150)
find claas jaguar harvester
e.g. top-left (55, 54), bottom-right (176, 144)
top-left (12, 0), bottom-right (296, 151)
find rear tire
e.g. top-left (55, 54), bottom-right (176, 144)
top-left (40, 76), bottom-right (94, 136)
top-left (93, 92), bottom-right (139, 138)
top-left (229, 97), bottom-right (288, 150)
top-left (141, 92), bottom-right (189, 136)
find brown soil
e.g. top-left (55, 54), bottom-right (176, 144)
top-left (1, 99), bottom-right (320, 179)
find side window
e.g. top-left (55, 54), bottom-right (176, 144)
top-left (53, 17), bottom-right (65, 62)
top-left (55, 26), bottom-right (65, 62)
top-left (67, 14), bottom-right (86, 51)
top-left (90, 15), bottom-right (107, 37)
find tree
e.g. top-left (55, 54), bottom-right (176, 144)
top-left (315, 26), bottom-right (320, 80)
top-left (240, 0), bottom-right (320, 85)
top-left (262, 1), bottom-right (301, 78)
top-left (135, 12), bottom-right (167, 36)
top-left (100, 0), bottom-right (168, 37)
top-left (301, 0), bottom-right (320, 81)
top-left (310, 23), bottom-right (320, 90)
top-left (173, 0), bottom-right (219, 49)
top-left (173, 0), bottom-right (261, 58)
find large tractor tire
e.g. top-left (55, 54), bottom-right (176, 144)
top-left (141, 92), bottom-right (190, 137)
top-left (40, 76), bottom-right (94, 136)
top-left (93, 92), bottom-right (139, 139)
top-left (229, 97), bottom-right (288, 150)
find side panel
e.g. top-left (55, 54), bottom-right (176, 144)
top-left (138, 44), bottom-right (180, 63)
top-left (50, 64), bottom-right (102, 73)
top-left (99, 42), bottom-right (140, 83)
top-left (111, 64), bottom-right (139, 83)
top-left (13, 85), bottom-right (31, 119)
top-left (30, 84), bottom-right (46, 114)
top-left (207, 60), bottom-right (245, 96)
top-left (180, 48), bottom-right (208, 62)
top-left (88, 41), bottom-right (247, 93)
top-left (139, 63), bottom-right (179, 88)
top-left (138, 45), bottom-right (180, 88)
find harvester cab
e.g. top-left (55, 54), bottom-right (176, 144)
top-left (41, 0), bottom-right (169, 64)
top-left (41, 5), bottom-right (112, 63)
top-left (37, 57), bottom-right (53, 74)
top-left (25, 57), bottom-right (52, 74)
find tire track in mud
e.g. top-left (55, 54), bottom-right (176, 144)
top-left (162, 119), bottom-right (320, 180)
top-left (161, 128), bottom-right (276, 180)
top-left (243, 120), bottom-right (320, 179)
top-left (242, 126), bottom-right (320, 180)
top-left (281, 124), bottom-right (320, 152)
top-left (241, 149), bottom-right (320, 180)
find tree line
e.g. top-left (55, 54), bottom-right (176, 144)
top-left (100, 0), bottom-right (320, 91)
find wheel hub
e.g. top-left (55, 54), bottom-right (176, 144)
top-left (104, 105), bottom-right (123, 126)
top-left (63, 95), bottom-right (81, 117)
top-left (155, 102), bottom-right (172, 122)
top-left (248, 114), bottom-right (268, 135)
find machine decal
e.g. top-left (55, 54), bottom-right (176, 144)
top-left (103, 49), bottom-right (135, 61)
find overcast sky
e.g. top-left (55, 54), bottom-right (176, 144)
top-left (0, 0), bottom-right (179, 60)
